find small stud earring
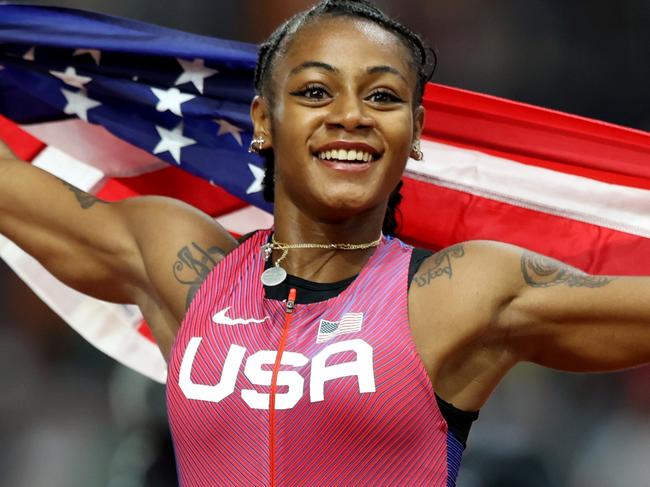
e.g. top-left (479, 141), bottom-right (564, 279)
top-left (248, 135), bottom-right (266, 154)
top-left (411, 140), bottom-right (423, 161)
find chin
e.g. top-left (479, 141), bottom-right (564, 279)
top-left (316, 191), bottom-right (379, 217)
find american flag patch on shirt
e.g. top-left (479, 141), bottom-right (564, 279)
top-left (316, 313), bottom-right (364, 343)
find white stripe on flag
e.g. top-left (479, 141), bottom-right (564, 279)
top-left (215, 205), bottom-right (273, 236)
top-left (32, 145), bottom-right (105, 191)
top-left (0, 236), bottom-right (167, 383)
top-left (22, 119), bottom-right (166, 177)
top-left (407, 140), bottom-right (650, 238)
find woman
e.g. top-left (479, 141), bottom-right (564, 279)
top-left (0, 1), bottom-right (649, 485)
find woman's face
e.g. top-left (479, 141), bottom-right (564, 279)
top-left (252, 16), bottom-right (423, 222)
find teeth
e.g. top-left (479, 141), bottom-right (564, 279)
top-left (317, 149), bottom-right (375, 162)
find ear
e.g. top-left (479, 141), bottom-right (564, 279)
top-left (250, 95), bottom-right (273, 149)
top-left (412, 105), bottom-right (425, 143)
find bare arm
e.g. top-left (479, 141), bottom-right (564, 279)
top-left (410, 241), bottom-right (650, 411)
top-left (0, 141), bottom-right (238, 356)
top-left (500, 248), bottom-right (650, 371)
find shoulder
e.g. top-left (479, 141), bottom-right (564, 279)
top-left (117, 196), bottom-right (238, 249)
top-left (408, 240), bottom-right (527, 342)
top-left (411, 240), bottom-right (523, 290)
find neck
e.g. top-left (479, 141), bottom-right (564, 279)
top-left (271, 198), bottom-right (386, 283)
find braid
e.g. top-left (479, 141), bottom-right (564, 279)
top-left (255, 0), bottom-right (435, 236)
top-left (383, 180), bottom-right (404, 236)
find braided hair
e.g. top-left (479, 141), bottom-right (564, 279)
top-left (253, 0), bottom-right (436, 236)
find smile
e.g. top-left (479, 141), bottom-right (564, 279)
top-left (317, 149), bottom-right (374, 163)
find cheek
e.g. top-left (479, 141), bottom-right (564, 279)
top-left (271, 103), bottom-right (319, 150)
top-left (386, 113), bottom-right (414, 155)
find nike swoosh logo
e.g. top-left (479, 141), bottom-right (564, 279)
top-left (212, 306), bottom-right (270, 326)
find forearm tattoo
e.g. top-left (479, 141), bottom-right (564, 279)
top-left (173, 242), bottom-right (225, 308)
top-left (521, 252), bottom-right (615, 288)
top-left (413, 244), bottom-right (465, 287)
top-left (61, 180), bottom-right (104, 209)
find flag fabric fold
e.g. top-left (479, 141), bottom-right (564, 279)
top-left (1, 5), bottom-right (649, 383)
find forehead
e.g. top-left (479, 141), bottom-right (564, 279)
top-left (277, 16), bottom-right (414, 80)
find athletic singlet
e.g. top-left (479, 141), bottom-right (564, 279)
top-left (167, 229), bottom-right (474, 486)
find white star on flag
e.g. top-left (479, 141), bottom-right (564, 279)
top-left (174, 58), bottom-right (218, 94)
top-left (153, 123), bottom-right (196, 164)
top-left (215, 119), bottom-right (244, 146)
top-left (49, 66), bottom-right (92, 89)
top-left (23, 47), bottom-right (35, 61)
top-left (73, 48), bottom-right (102, 65)
top-left (61, 88), bottom-right (102, 122)
top-left (246, 163), bottom-right (265, 194)
top-left (151, 86), bottom-right (195, 117)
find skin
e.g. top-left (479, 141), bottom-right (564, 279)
top-left (1, 16), bottom-right (649, 416)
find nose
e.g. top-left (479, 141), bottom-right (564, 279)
top-left (324, 91), bottom-right (375, 132)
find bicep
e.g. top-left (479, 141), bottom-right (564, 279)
top-left (500, 249), bottom-right (650, 371)
top-left (0, 160), bottom-right (142, 301)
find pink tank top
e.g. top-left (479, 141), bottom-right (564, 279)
top-left (166, 229), bottom-right (454, 486)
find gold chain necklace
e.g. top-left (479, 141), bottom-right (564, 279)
top-left (260, 233), bottom-right (383, 286)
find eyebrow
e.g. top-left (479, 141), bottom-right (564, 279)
top-left (366, 65), bottom-right (407, 83)
top-left (289, 61), bottom-right (339, 76)
top-left (288, 62), bottom-right (407, 83)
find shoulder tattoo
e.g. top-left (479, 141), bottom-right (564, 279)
top-left (61, 180), bottom-right (104, 209)
top-left (173, 242), bottom-right (226, 308)
top-left (520, 251), bottom-right (615, 288)
top-left (413, 243), bottom-right (465, 287)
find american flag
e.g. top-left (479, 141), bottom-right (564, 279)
top-left (317, 313), bottom-right (364, 344)
top-left (0, 4), bottom-right (268, 211)
top-left (0, 5), bottom-right (649, 383)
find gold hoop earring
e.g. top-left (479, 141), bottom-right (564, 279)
top-left (411, 140), bottom-right (423, 161)
top-left (248, 135), bottom-right (266, 154)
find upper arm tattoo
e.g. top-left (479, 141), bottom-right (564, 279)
top-left (173, 242), bottom-right (226, 308)
top-left (521, 251), bottom-right (615, 288)
top-left (61, 180), bottom-right (104, 209)
top-left (413, 244), bottom-right (465, 287)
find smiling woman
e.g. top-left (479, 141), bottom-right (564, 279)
top-left (1, 0), bottom-right (650, 486)
top-left (253, 0), bottom-right (433, 239)
top-left (250, 16), bottom-right (421, 252)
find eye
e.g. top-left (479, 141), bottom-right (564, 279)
top-left (366, 89), bottom-right (404, 104)
top-left (290, 84), bottom-right (331, 101)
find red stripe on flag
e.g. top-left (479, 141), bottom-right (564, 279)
top-left (399, 176), bottom-right (650, 276)
top-left (0, 115), bottom-right (46, 161)
top-left (136, 319), bottom-right (156, 343)
top-left (423, 84), bottom-right (650, 190)
top-left (97, 165), bottom-right (248, 217)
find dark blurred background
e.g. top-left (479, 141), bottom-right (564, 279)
top-left (1, 1), bottom-right (649, 486)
